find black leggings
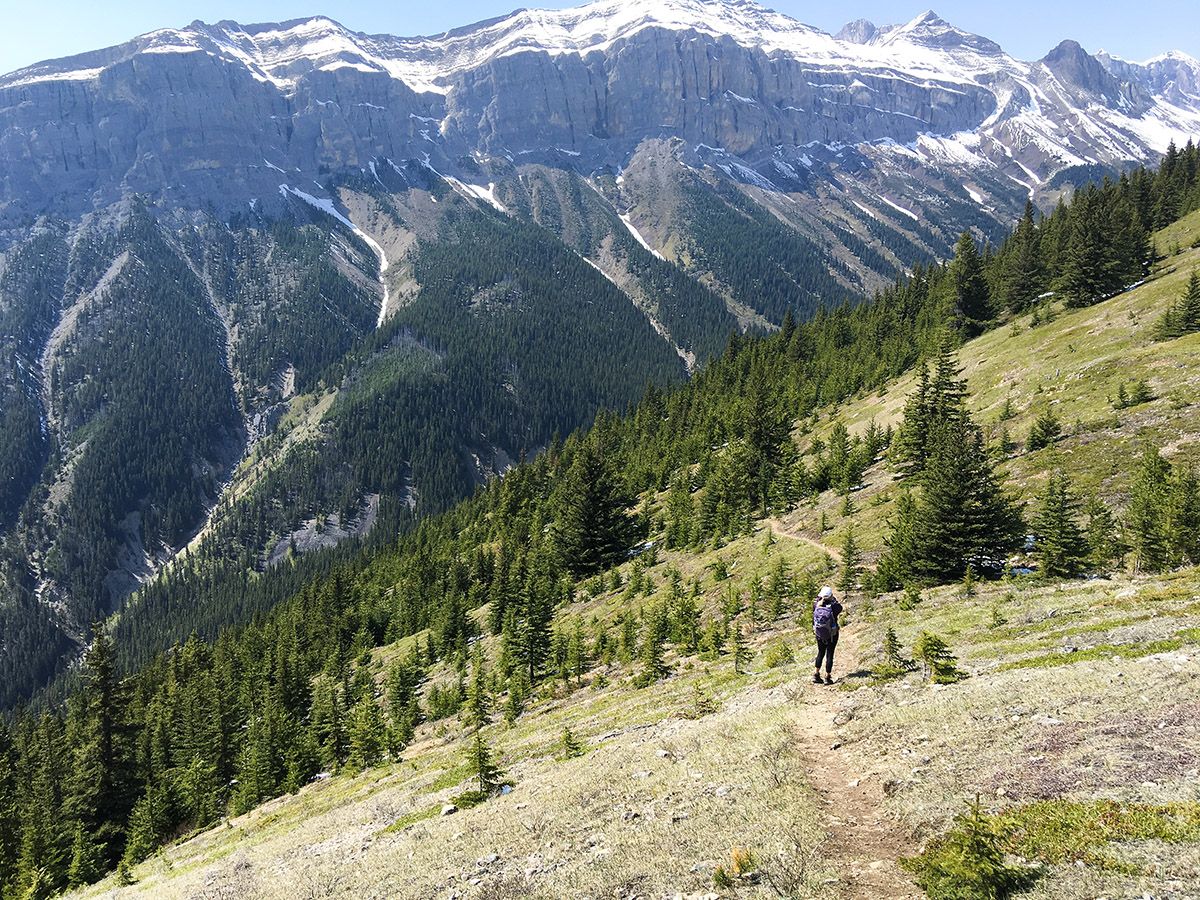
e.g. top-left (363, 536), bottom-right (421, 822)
top-left (814, 630), bottom-right (839, 673)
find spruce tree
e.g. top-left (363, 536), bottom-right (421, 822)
top-left (1164, 465), bottom-right (1200, 566)
top-left (1033, 470), bottom-right (1088, 578)
top-left (1026, 409), bottom-right (1062, 451)
top-left (464, 651), bottom-right (492, 730)
top-left (945, 231), bottom-right (992, 336)
top-left (1126, 444), bottom-right (1171, 574)
top-left (346, 694), bottom-right (386, 772)
top-left (839, 525), bottom-right (861, 593)
top-left (1000, 201), bottom-right (1044, 311)
top-left (884, 411), bottom-right (1022, 585)
top-left (732, 620), bottom-right (753, 675)
top-left (66, 822), bottom-right (101, 888)
top-left (560, 726), bottom-right (585, 760)
top-left (1084, 493), bottom-right (1126, 570)
top-left (466, 732), bottom-right (503, 795)
top-left (555, 443), bottom-right (637, 577)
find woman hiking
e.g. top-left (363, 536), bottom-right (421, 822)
top-left (812, 585), bottom-right (843, 685)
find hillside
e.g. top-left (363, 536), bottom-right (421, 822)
top-left (49, 187), bottom-right (1200, 900)
top-left (4, 0), bottom-right (1200, 707)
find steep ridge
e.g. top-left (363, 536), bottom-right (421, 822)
top-left (55, 189), bottom-right (1200, 900)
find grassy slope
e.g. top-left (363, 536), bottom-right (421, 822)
top-left (75, 214), bottom-right (1200, 900)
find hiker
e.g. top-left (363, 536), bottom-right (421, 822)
top-left (812, 585), bottom-right (843, 685)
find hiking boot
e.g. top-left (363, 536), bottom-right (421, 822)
top-left (824, 674), bottom-right (834, 685)
top-left (812, 670), bottom-right (822, 684)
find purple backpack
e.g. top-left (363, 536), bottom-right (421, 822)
top-left (813, 602), bottom-right (837, 638)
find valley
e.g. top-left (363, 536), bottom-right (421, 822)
top-left (0, 2), bottom-right (1199, 898)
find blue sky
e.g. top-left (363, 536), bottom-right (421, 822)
top-left (1, 0), bottom-right (1196, 75)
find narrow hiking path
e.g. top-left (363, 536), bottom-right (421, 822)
top-left (792, 624), bottom-right (922, 899)
top-left (764, 519), bottom-right (920, 898)
top-left (763, 517), bottom-right (844, 563)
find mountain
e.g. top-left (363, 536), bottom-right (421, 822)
top-left (0, 0), bottom-right (1198, 706)
top-left (6, 166), bottom-right (1200, 900)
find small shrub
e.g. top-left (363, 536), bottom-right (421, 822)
top-left (898, 585), bottom-right (923, 611)
top-left (763, 642), bottom-right (795, 668)
top-left (686, 683), bottom-right (719, 718)
top-left (559, 726), bottom-right (586, 760)
top-left (914, 632), bottom-right (965, 683)
top-left (903, 797), bottom-right (1036, 900)
top-left (452, 789), bottom-right (489, 809)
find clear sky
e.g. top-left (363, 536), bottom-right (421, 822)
top-left (1, 0), bottom-right (1196, 75)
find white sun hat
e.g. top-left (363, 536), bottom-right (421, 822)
top-left (818, 585), bottom-right (835, 599)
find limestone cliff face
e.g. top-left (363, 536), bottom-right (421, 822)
top-left (0, 1), bottom-right (1196, 229)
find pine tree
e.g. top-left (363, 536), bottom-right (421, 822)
top-left (1033, 470), bottom-right (1088, 578)
top-left (1026, 409), bottom-right (1062, 451)
top-left (555, 443), bottom-right (637, 577)
top-left (346, 694), bottom-right (386, 771)
top-left (1126, 444), bottom-right (1171, 574)
top-left (839, 525), bottom-right (861, 593)
top-left (732, 620), bottom-right (753, 675)
top-left (466, 732), bottom-right (503, 795)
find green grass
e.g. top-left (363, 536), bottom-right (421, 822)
top-left (1002, 800), bottom-right (1200, 873)
top-left (377, 804), bottom-right (440, 835)
top-left (995, 637), bottom-right (1185, 671)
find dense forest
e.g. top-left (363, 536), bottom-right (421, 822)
top-left (2, 141), bottom-right (1197, 898)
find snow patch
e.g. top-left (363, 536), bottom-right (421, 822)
top-left (619, 214), bottom-right (664, 260)
top-left (278, 184), bottom-right (391, 326)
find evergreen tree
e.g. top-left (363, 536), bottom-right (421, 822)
top-left (1000, 201), bottom-right (1044, 311)
top-left (838, 525), bottom-right (861, 593)
top-left (884, 403), bottom-right (1022, 585)
top-left (945, 231), bottom-right (992, 335)
top-left (555, 443), bottom-right (637, 577)
top-left (63, 624), bottom-right (133, 868)
top-left (466, 732), bottom-right (503, 795)
top-left (66, 822), bottom-right (102, 889)
top-left (345, 694), bottom-right (386, 772)
top-left (1033, 470), bottom-right (1088, 578)
top-left (732, 620), bottom-right (752, 675)
top-left (1126, 444), bottom-right (1171, 574)
top-left (913, 632), bottom-right (962, 683)
top-left (1026, 409), bottom-right (1062, 451)
top-left (464, 651), bottom-right (492, 730)
top-left (1084, 493), bottom-right (1126, 570)
top-left (559, 726), bottom-right (585, 760)
top-left (1164, 465), bottom-right (1200, 566)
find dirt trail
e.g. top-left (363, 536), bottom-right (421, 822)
top-left (792, 625), bottom-right (921, 899)
top-left (766, 519), bottom-right (919, 897)
top-left (763, 518), bottom-right (843, 563)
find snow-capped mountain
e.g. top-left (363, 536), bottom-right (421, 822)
top-left (1, 0), bottom-right (1195, 219)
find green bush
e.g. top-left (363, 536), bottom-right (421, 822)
top-left (903, 799), bottom-right (1035, 899)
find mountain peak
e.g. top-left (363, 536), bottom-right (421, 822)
top-left (880, 8), bottom-right (1002, 55)
top-left (835, 18), bottom-right (878, 44)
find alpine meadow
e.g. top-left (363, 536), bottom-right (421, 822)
top-left (0, 2), bottom-right (1199, 898)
